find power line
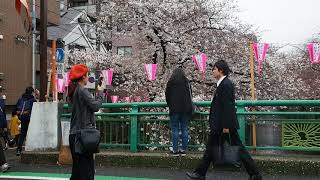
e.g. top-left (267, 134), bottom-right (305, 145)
top-left (32, 4), bottom-right (98, 41)
top-left (50, 23), bottom-right (95, 36)
top-left (34, 4), bottom-right (89, 24)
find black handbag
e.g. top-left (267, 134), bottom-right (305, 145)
top-left (74, 128), bottom-right (100, 155)
top-left (73, 86), bottom-right (101, 155)
top-left (212, 133), bottom-right (241, 168)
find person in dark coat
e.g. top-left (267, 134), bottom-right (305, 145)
top-left (165, 68), bottom-right (193, 156)
top-left (0, 98), bottom-right (10, 172)
top-left (15, 87), bottom-right (36, 156)
top-left (187, 60), bottom-right (262, 180)
top-left (68, 64), bottom-right (103, 180)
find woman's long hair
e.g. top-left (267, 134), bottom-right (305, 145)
top-left (67, 80), bottom-right (80, 103)
top-left (168, 68), bottom-right (188, 84)
top-left (67, 71), bottom-right (89, 103)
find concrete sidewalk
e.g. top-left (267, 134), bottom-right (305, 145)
top-left (19, 150), bottom-right (320, 176)
top-left (0, 148), bottom-right (317, 180)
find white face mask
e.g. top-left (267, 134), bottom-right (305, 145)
top-left (2, 95), bottom-right (6, 100)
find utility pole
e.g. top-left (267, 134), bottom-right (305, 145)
top-left (249, 42), bottom-right (257, 152)
top-left (96, 0), bottom-right (101, 51)
top-left (40, 0), bottom-right (48, 101)
top-left (32, 0), bottom-right (36, 89)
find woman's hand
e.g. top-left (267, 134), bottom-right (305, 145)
top-left (97, 85), bottom-right (104, 91)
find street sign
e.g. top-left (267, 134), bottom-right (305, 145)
top-left (56, 48), bottom-right (65, 63)
top-left (56, 63), bottom-right (64, 75)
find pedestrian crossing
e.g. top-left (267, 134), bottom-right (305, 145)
top-left (0, 172), bottom-right (167, 180)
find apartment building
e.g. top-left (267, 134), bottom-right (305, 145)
top-left (0, 0), bottom-right (60, 105)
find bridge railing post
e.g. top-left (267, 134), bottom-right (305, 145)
top-left (237, 104), bottom-right (246, 144)
top-left (130, 105), bottom-right (139, 152)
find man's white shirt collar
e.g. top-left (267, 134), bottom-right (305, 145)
top-left (217, 76), bottom-right (226, 87)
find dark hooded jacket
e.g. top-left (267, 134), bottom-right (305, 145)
top-left (16, 93), bottom-right (36, 121)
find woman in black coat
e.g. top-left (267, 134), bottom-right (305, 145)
top-left (165, 68), bottom-right (193, 156)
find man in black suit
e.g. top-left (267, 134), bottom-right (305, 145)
top-left (187, 60), bottom-right (262, 180)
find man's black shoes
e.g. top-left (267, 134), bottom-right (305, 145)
top-left (186, 172), bottom-right (205, 180)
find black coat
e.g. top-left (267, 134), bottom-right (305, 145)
top-left (209, 77), bottom-right (239, 133)
top-left (165, 80), bottom-right (193, 116)
top-left (70, 84), bottom-right (103, 135)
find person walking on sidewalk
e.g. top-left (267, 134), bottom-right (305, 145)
top-left (68, 64), bottom-right (103, 180)
top-left (15, 87), bottom-right (36, 156)
top-left (186, 60), bottom-right (262, 180)
top-left (0, 97), bottom-right (10, 172)
top-left (165, 68), bottom-right (193, 157)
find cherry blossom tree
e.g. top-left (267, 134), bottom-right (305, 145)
top-left (65, 0), bottom-right (320, 151)
top-left (67, 0), bottom-right (258, 101)
top-left (67, 0), bottom-right (320, 101)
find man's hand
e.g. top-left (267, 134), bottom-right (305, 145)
top-left (223, 128), bottom-right (229, 133)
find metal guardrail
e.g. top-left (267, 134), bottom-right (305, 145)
top-left (61, 100), bottom-right (320, 152)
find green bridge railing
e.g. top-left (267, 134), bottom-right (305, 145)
top-left (61, 100), bottom-right (320, 153)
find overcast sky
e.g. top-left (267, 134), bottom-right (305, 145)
top-left (237, 0), bottom-right (320, 44)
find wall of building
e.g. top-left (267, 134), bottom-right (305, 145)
top-left (0, 0), bottom-right (60, 105)
top-left (29, 0), bottom-right (60, 26)
top-left (0, 0), bottom-right (33, 105)
top-left (111, 27), bottom-right (142, 57)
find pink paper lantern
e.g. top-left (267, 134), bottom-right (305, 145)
top-left (101, 69), bottom-right (114, 86)
top-left (56, 78), bottom-right (65, 93)
top-left (192, 53), bottom-right (207, 80)
top-left (111, 95), bottom-right (119, 103)
top-left (144, 64), bottom-right (158, 81)
top-left (64, 72), bottom-right (70, 86)
top-left (253, 43), bottom-right (269, 75)
top-left (123, 96), bottom-right (131, 103)
top-left (64, 72), bottom-right (70, 95)
top-left (307, 43), bottom-right (320, 64)
top-left (133, 96), bottom-right (141, 102)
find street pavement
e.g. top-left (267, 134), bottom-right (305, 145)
top-left (0, 149), bottom-right (318, 180)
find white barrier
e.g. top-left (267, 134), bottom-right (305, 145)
top-left (25, 102), bottom-right (59, 151)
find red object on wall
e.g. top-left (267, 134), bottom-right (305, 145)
top-left (15, 0), bottom-right (31, 33)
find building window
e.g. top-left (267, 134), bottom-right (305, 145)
top-left (70, 0), bottom-right (89, 7)
top-left (117, 46), bottom-right (132, 56)
top-left (103, 41), bottom-right (112, 51)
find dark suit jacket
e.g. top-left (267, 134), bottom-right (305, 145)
top-left (209, 77), bottom-right (239, 134)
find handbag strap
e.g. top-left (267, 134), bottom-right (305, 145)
top-left (73, 85), bottom-right (85, 130)
top-left (74, 85), bottom-right (94, 129)
top-left (219, 132), bottom-right (232, 145)
top-left (188, 81), bottom-right (193, 103)
top-left (21, 101), bottom-right (26, 113)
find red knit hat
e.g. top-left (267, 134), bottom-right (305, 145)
top-left (69, 64), bottom-right (89, 81)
